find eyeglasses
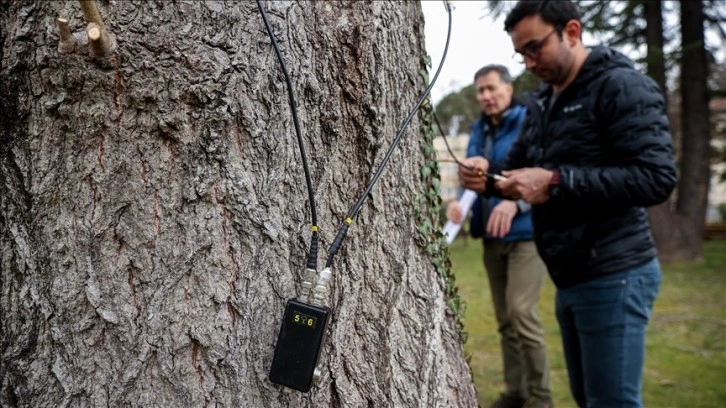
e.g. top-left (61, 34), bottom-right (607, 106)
top-left (513, 29), bottom-right (559, 63)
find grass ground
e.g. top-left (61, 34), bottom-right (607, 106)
top-left (449, 239), bottom-right (726, 408)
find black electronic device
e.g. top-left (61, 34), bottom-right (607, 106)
top-left (269, 298), bottom-right (331, 392)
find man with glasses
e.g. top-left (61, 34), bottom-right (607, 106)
top-left (446, 65), bottom-right (552, 408)
top-left (457, 1), bottom-right (676, 407)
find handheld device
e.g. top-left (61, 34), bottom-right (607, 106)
top-left (487, 172), bottom-right (507, 181)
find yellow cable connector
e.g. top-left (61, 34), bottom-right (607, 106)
top-left (311, 225), bottom-right (318, 232)
top-left (345, 218), bottom-right (353, 225)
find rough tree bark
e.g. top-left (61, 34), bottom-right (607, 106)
top-left (1, 1), bottom-right (477, 407)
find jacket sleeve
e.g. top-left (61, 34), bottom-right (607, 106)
top-left (466, 121), bottom-right (483, 159)
top-left (501, 124), bottom-right (532, 170)
top-left (485, 108), bottom-right (532, 197)
top-left (554, 69), bottom-right (676, 207)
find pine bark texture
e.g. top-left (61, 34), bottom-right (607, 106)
top-left (1, 1), bottom-right (477, 407)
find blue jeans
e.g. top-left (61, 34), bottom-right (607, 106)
top-left (555, 258), bottom-right (661, 408)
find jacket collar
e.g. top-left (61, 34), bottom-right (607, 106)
top-left (479, 97), bottom-right (524, 129)
top-left (531, 45), bottom-right (633, 103)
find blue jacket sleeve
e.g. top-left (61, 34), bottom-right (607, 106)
top-left (483, 108), bottom-right (531, 198)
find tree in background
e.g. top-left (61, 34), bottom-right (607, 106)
top-left (648, 0), bottom-right (712, 260)
top-left (709, 64), bottom-right (726, 182)
top-left (0, 1), bottom-right (478, 406)
top-left (434, 83), bottom-right (478, 135)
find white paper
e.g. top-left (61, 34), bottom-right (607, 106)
top-left (442, 189), bottom-right (478, 244)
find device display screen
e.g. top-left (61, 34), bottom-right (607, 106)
top-left (292, 311), bottom-right (317, 328)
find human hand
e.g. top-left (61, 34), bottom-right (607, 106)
top-left (486, 200), bottom-right (518, 238)
top-left (496, 168), bottom-right (554, 204)
top-left (458, 157), bottom-right (489, 193)
top-left (446, 201), bottom-right (464, 224)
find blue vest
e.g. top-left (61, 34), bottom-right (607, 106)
top-left (467, 104), bottom-right (534, 241)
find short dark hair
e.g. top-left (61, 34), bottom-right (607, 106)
top-left (474, 65), bottom-right (513, 84)
top-left (503, 0), bottom-right (581, 33)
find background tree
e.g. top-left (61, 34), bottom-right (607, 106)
top-left (0, 1), bottom-right (477, 406)
top-left (709, 64), bottom-right (726, 182)
top-left (649, 0), bottom-right (712, 259)
top-left (434, 83), bottom-right (478, 135)
top-left (643, 0), bottom-right (667, 102)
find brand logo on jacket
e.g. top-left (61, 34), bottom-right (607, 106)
top-left (563, 104), bottom-right (583, 113)
top-left (537, 97), bottom-right (547, 111)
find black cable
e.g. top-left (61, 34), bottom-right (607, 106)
top-left (325, 0), bottom-right (454, 268)
top-left (256, 0), bottom-right (319, 271)
top-left (433, 115), bottom-right (500, 180)
top-left (432, 112), bottom-right (477, 173)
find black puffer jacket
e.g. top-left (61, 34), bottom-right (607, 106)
top-left (488, 46), bottom-right (677, 288)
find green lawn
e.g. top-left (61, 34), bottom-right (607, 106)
top-left (449, 239), bottom-right (726, 408)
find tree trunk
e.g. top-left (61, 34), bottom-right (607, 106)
top-left (644, 0), bottom-right (678, 258)
top-left (677, 0), bottom-right (711, 250)
top-left (649, 0), bottom-right (712, 261)
top-left (643, 0), bottom-right (667, 101)
top-left (1, 1), bottom-right (477, 407)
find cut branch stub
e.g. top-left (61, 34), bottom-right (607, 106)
top-left (79, 0), bottom-right (116, 58)
top-left (87, 22), bottom-right (117, 58)
top-left (56, 17), bottom-right (77, 53)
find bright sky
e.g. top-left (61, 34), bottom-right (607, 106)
top-left (422, 1), bottom-right (524, 105)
